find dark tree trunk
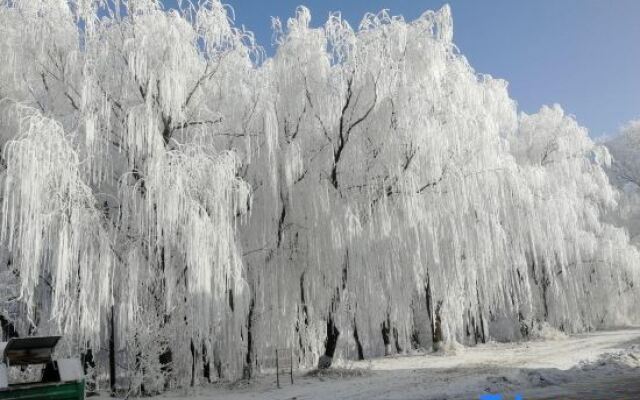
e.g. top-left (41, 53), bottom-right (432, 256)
top-left (190, 339), bottom-right (196, 387)
top-left (81, 348), bottom-right (97, 394)
top-left (159, 347), bottom-right (173, 376)
top-left (353, 319), bottom-right (364, 360)
top-left (82, 348), bottom-right (96, 373)
top-left (296, 273), bottom-right (310, 364)
top-left (202, 343), bottom-right (210, 383)
top-left (381, 317), bottom-right (391, 355)
top-left (393, 327), bottom-right (402, 353)
top-left (319, 251), bottom-right (348, 369)
top-left (425, 277), bottom-right (443, 350)
top-left (478, 312), bottom-right (486, 343)
top-left (475, 281), bottom-right (487, 344)
top-left (410, 328), bottom-right (420, 350)
top-left (0, 315), bottom-right (18, 341)
top-left (243, 298), bottom-right (255, 380)
top-left (109, 306), bottom-right (116, 393)
top-left (433, 300), bottom-right (444, 350)
top-left (324, 316), bottom-right (340, 358)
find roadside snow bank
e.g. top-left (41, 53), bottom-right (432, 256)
top-left (578, 344), bottom-right (640, 372)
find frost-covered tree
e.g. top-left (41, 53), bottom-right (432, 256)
top-left (0, 0), bottom-right (251, 393)
top-left (237, 5), bottom-right (640, 374)
top-left (605, 121), bottom-right (640, 247)
top-left (0, 0), bottom-right (639, 393)
top-left (508, 106), bottom-right (639, 331)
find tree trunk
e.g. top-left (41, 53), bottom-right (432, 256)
top-left (202, 343), bottom-right (211, 383)
top-left (0, 315), bottom-right (17, 341)
top-left (243, 298), bottom-right (255, 380)
top-left (190, 339), bottom-right (196, 387)
top-left (433, 301), bottom-right (443, 350)
top-left (318, 316), bottom-right (340, 369)
top-left (381, 317), bottom-right (391, 356)
top-left (324, 316), bottom-right (340, 358)
top-left (109, 306), bottom-right (116, 394)
top-left (353, 319), bottom-right (364, 360)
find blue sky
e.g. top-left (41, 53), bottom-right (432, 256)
top-left (164, 0), bottom-right (639, 138)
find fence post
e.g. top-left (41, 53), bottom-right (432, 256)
top-left (276, 349), bottom-right (280, 388)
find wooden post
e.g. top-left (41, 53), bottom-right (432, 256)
top-left (276, 349), bottom-right (280, 388)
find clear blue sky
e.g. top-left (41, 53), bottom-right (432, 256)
top-left (164, 0), bottom-right (639, 138)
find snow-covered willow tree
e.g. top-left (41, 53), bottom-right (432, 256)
top-left (0, 0), bottom-right (251, 393)
top-left (1, 107), bottom-right (113, 346)
top-left (0, 0), bottom-right (639, 393)
top-left (237, 6), bottom-right (640, 374)
top-left (605, 121), bottom-right (640, 247)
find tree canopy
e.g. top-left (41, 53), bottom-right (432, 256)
top-left (0, 0), bottom-right (638, 394)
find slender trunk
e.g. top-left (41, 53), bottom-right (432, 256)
top-left (190, 339), bottom-right (196, 387)
top-left (319, 251), bottom-right (348, 368)
top-left (433, 301), bottom-right (443, 348)
top-left (296, 273), bottom-right (309, 364)
top-left (202, 343), bottom-right (210, 383)
top-left (82, 348), bottom-right (97, 394)
top-left (353, 319), bottom-right (364, 360)
top-left (392, 327), bottom-right (402, 353)
top-left (475, 281), bottom-right (486, 344)
top-left (243, 297), bottom-right (255, 380)
top-left (381, 316), bottom-right (391, 356)
top-left (425, 276), bottom-right (443, 350)
top-left (109, 306), bottom-right (116, 393)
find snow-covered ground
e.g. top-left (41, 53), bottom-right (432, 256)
top-left (102, 328), bottom-right (640, 399)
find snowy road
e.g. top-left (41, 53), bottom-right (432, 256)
top-left (106, 328), bottom-right (640, 400)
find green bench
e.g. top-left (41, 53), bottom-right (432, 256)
top-left (0, 336), bottom-right (85, 400)
top-left (0, 380), bottom-right (84, 400)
